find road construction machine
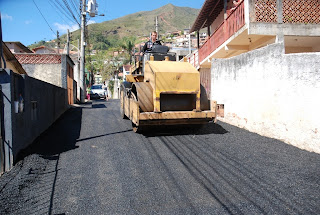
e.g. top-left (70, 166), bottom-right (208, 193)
top-left (120, 44), bottom-right (217, 132)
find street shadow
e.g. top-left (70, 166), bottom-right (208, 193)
top-left (76, 129), bottom-right (133, 142)
top-left (16, 106), bottom-right (82, 162)
top-left (9, 106), bottom-right (83, 215)
top-left (143, 122), bottom-right (228, 137)
top-left (91, 104), bottom-right (106, 109)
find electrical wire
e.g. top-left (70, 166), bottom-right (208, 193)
top-left (48, 0), bottom-right (74, 25)
top-left (62, 0), bottom-right (80, 25)
top-left (69, 0), bottom-right (80, 17)
top-left (33, 0), bottom-right (55, 34)
top-left (51, 0), bottom-right (79, 26)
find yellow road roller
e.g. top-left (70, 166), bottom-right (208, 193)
top-left (120, 44), bottom-right (217, 132)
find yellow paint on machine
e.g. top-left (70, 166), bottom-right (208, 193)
top-left (121, 56), bottom-right (218, 130)
top-left (144, 61), bottom-right (201, 112)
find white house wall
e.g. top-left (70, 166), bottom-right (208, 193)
top-left (211, 42), bottom-right (320, 153)
top-left (22, 64), bottom-right (62, 87)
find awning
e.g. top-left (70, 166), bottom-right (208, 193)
top-left (190, 0), bottom-right (224, 33)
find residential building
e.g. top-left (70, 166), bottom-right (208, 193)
top-left (2, 42), bottom-right (27, 75)
top-left (32, 45), bottom-right (58, 54)
top-left (189, 0), bottom-right (320, 153)
top-left (122, 64), bottom-right (131, 80)
top-left (94, 73), bottom-right (103, 84)
top-left (4, 41), bottom-right (33, 54)
top-left (11, 43), bottom-right (76, 105)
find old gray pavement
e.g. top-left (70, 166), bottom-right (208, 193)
top-left (0, 99), bottom-right (320, 214)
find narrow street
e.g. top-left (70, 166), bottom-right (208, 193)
top-left (0, 99), bottom-right (319, 215)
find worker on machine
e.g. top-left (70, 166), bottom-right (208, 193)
top-left (141, 31), bottom-right (162, 54)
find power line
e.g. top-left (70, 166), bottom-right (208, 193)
top-left (51, 0), bottom-right (79, 26)
top-left (48, 0), bottom-right (73, 25)
top-left (62, 0), bottom-right (80, 25)
top-left (33, 0), bottom-right (55, 34)
top-left (69, 0), bottom-right (80, 17)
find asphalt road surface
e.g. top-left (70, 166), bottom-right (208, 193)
top-left (1, 99), bottom-right (319, 215)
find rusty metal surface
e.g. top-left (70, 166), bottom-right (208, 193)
top-left (125, 74), bottom-right (144, 82)
top-left (133, 82), bottom-right (153, 112)
top-left (200, 84), bottom-right (210, 111)
top-left (140, 110), bottom-right (215, 121)
top-left (138, 119), bottom-right (212, 126)
top-left (217, 104), bottom-right (225, 118)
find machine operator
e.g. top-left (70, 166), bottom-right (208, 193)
top-left (141, 31), bottom-right (161, 54)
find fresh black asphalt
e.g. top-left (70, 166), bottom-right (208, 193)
top-left (0, 99), bottom-right (319, 214)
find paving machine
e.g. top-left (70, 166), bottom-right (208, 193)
top-left (120, 44), bottom-right (217, 132)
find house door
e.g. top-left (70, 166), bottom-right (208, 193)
top-left (67, 64), bottom-right (74, 105)
top-left (200, 68), bottom-right (211, 99)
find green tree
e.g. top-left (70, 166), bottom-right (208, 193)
top-left (86, 50), bottom-right (115, 84)
top-left (120, 36), bottom-right (136, 64)
top-left (108, 80), bottom-right (115, 98)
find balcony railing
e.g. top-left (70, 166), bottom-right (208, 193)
top-left (187, 50), bottom-right (199, 68)
top-left (198, 0), bottom-right (245, 64)
top-left (194, 0), bottom-right (320, 68)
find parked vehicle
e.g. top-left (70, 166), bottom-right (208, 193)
top-left (90, 84), bottom-right (107, 99)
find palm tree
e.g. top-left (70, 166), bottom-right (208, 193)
top-left (121, 37), bottom-right (136, 64)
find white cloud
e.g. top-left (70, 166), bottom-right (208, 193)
top-left (54, 23), bottom-right (79, 34)
top-left (25, 20), bottom-right (32, 25)
top-left (54, 20), bottom-right (96, 34)
top-left (87, 20), bottom-right (96, 25)
top-left (1, 13), bottom-right (13, 21)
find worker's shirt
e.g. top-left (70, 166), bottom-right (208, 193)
top-left (142, 40), bottom-right (161, 53)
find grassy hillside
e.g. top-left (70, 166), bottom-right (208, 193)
top-left (29, 4), bottom-right (199, 50)
top-left (90, 3), bottom-right (199, 37)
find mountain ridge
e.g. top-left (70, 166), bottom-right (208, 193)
top-left (87, 3), bottom-right (199, 38)
top-left (29, 4), bottom-right (199, 50)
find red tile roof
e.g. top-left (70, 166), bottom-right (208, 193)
top-left (14, 53), bottom-right (62, 64)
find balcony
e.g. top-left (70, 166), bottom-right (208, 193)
top-left (189, 0), bottom-right (320, 68)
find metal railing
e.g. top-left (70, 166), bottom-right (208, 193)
top-left (198, 0), bottom-right (245, 64)
top-left (185, 50), bottom-right (199, 68)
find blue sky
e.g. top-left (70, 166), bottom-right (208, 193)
top-left (1, 0), bottom-right (204, 46)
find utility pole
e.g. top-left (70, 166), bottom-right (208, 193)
top-left (67, 29), bottom-right (70, 55)
top-left (80, 0), bottom-right (86, 102)
top-left (56, 30), bottom-right (60, 54)
top-left (77, 39), bottom-right (80, 60)
top-left (155, 16), bottom-right (159, 39)
top-left (188, 25), bottom-right (191, 55)
top-left (188, 33), bottom-right (191, 55)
